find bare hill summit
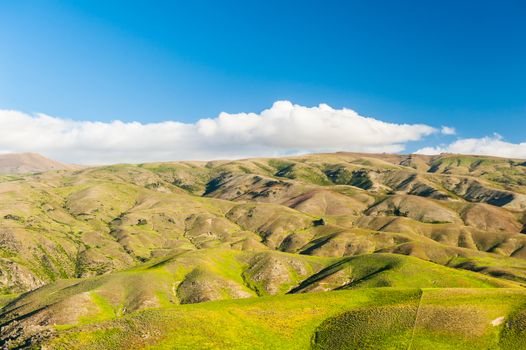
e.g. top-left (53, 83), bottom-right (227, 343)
top-left (0, 153), bottom-right (79, 174)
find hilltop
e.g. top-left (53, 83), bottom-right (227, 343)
top-left (1, 151), bottom-right (526, 349)
top-left (0, 153), bottom-right (79, 174)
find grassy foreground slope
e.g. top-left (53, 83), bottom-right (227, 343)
top-left (3, 251), bottom-right (521, 348)
top-left (43, 288), bottom-right (526, 350)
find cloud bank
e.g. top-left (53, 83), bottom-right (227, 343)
top-left (416, 134), bottom-right (526, 159)
top-left (0, 101), bottom-right (436, 164)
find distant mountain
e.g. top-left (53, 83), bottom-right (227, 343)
top-left (0, 152), bottom-right (79, 174)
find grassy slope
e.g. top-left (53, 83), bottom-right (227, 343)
top-left (291, 253), bottom-right (519, 292)
top-left (45, 288), bottom-right (526, 350)
top-left (3, 251), bottom-right (522, 349)
top-left (0, 294), bottom-right (17, 308)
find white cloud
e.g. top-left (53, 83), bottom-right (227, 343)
top-left (416, 134), bottom-right (526, 159)
top-left (440, 126), bottom-right (456, 135)
top-left (0, 101), bottom-right (437, 164)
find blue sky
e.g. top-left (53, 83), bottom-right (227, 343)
top-left (0, 1), bottom-right (525, 163)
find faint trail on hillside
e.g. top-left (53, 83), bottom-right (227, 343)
top-left (407, 288), bottom-right (424, 350)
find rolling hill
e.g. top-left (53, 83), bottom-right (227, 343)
top-left (0, 153), bottom-right (79, 174)
top-left (1, 151), bottom-right (526, 349)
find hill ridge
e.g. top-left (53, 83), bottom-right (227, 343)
top-left (0, 152), bottom-right (79, 174)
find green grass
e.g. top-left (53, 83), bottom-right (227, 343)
top-left (4, 251), bottom-right (523, 349)
top-left (43, 288), bottom-right (526, 350)
top-left (87, 292), bottom-right (117, 321)
top-left (0, 293), bottom-right (18, 308)
top-left (410, 289), bottom-right (526, 349)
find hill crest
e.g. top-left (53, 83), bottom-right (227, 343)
top-left (0, 152), bottom-right (79, 174)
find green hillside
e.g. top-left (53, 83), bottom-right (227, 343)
top-left (1, 152), bottom-right (526, 349)
top-left (41, 288), bottom-right (526, 350)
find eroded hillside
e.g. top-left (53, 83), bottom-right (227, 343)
top-left (1, 152), bottom-right (526, 348)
